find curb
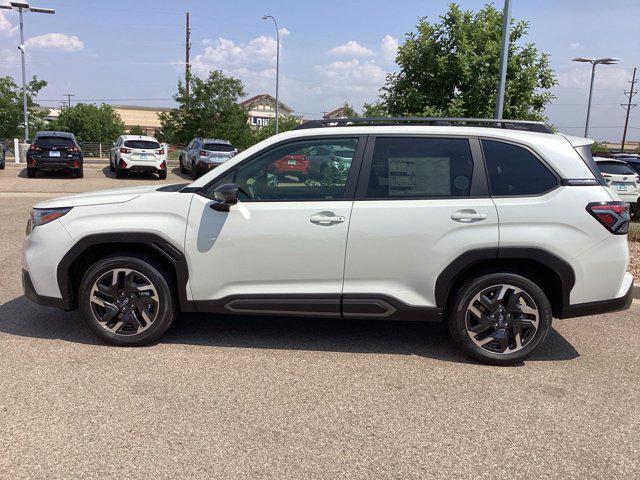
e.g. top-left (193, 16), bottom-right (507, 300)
top-left (634, 283), bottom-right (640, 300)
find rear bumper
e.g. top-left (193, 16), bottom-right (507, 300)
top-left (30, 157), bottom-right (80, 170)
top-left (195, 160), bottom-right (224, 173)
top-left (560, 273), bottom-right (634, 319)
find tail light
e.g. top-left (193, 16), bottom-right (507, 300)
top-left (120, 147), bottom-right (131, 154)
top-left (156, 148), bottom-right (164, 155)
top-left (28, 144), bottom-right (39, 151)
top-left (199, 150), bottom-right (208, 156)
top-left (119, 159), bottom-right (127, 168)
top-left (636, 176), bottom-right (640, 184)
top-left (73, 160), bottom-right (78, 168)
top-left (602, 174), bottom-right (612, 183)
top-left (159, 161), bottom-right (166, 170)
top-left (586, 201), bottom-right (630, 235)
top-left (69, 146), bottom-right (81, 153)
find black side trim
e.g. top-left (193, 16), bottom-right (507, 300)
top-left (22, 269), bottom-right (69, 310)
top-left (434, 247), bottom-right (576, 312)
top-left (342, 294), bottom-right (442, 322)
top-left (560, 281), bottom-right (633, 319)
top-left (561, 178), bottom-right (599, 186)
top-left (57, 233), bottom-right (193, 312)
top-left (194, 294), bottom-right (341, 318)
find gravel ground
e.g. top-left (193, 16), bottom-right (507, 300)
top-left (629, 241), bottom-right (639, 279)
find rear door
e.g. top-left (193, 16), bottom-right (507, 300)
top-left (343, 135), bottom-right (499, 310)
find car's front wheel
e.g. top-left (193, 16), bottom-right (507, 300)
top-left (79, 255), bottom-right (176, 346)
top-left (447, 273), bottom-right (552, 366)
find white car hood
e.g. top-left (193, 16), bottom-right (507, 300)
top-left (34, 184), bottom-right (166, 208)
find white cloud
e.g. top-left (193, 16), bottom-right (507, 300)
top-left (556, 64), bottom-right (630, 90)
top-left (0, 47), bottom-right (17, 65)
top-left (0, 11), bottom-right (17, 37)
top-left (569, 42), bottom-right (581, 50)
top-left (25, 33), bottom-right (84, 52)
top-left (193, 35), bottom-right (277, 72)
top-left (328, 40), bottom-right (374, 58)
top-left (314, 59), bottom-right (386, 89)
top-left (278, 27), bottom-right (290, 37)
top-left (380, 34), bottom-right (399, 63)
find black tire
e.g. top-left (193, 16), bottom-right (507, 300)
top-left (191, 162), bottom-right (198, 180)
top-left (27, 167), bottom-right (36, 178)
top-left (79, 255), bottom-right (176, 346)
top-left (158, 169), bottom-right (167, 180)
top-left (447, 272), bottom-right (552, 366)
top-left (179, 155), bottom-right (187, 174)
top-left (109, 157), bottom-right (115, 172)
top-left (75, 167), bottom-right (84, 178)
top-left (0, 158), bottom-right (5, 170)
top-left (115, 162), bottom-right (124, 179)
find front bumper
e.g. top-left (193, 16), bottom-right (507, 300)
top-left (22, 269), bottom-right (69, 309)
top-left (560, 273), bottom-right (634, 319)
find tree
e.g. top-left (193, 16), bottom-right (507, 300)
top-left (591, 141), bottom-right (609, 155)
top-left (0, 75), bottom-right (48, 139)
top-left (380, 3), bottom-right (555, 120)
top-left (159, 70), bottom-right (254, 148)
top-left (251, 115), bottom-right (302, 144)
top-left (362, 101), bottom-right (388, 117)
top-left (128, 125), bottom-right (145, 135)
top-left (49, 103), bottom-right (125, 142)
top-left (340, 102), bottom-right (359, 118)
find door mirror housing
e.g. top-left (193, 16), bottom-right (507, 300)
top-left (211, 183), bottom-right (238, 212)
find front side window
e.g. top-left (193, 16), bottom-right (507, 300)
top-left (365, 137), bottom-right (474, 198)
top-left (203, 137), bottom-right (359, 201)
top-left (482, 140), bottom-right (557, 196)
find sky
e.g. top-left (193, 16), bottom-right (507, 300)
top-left (1, 0), bottom-right (639, 142)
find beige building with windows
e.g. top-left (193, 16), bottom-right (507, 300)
top-left (240, 94), bottom-right (295, 129)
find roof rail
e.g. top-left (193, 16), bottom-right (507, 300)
top-left (294, 117), bottom-right (554, 134)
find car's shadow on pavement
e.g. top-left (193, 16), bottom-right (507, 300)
top-left (0, 296), bottom-right (580, 365)
top-left (100, 166), bottom-right (162, 180)
top-left (17, 168), bottom-right (76, 179)
top-left (171, 167), bottom-right (192, 180)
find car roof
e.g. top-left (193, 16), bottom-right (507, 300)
top-left (121, 135), bottom-right (158, 142)
top-left (35, 131), bottom-right (75, 138)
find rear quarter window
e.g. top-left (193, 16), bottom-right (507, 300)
top-left (482, 140), bottom-right (558, 196)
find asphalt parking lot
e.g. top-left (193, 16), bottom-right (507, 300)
top-left (0, 162), bottom-right (638, 479)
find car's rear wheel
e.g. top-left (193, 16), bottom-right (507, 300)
top-left (109, 157), bottom-right (115, 172)
top-left (179, 155), bottom-right (187, 173)
top-left (79, 255), bottom-right (176, 346)
top-left (191, 161), bottom-right (198, 180)
top-left (158, 169), bottom-right (167, 180)
top-left (115, 161), bottom-right (123, 179)
top-left (75, 167), bottom-right (84, 178)
top-left (447, 273), bottom-right (552, 366)
top-left (27, 167), bottom-right (36, 178)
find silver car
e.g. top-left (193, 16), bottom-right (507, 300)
top-left (180, 138), bottom-right (237, 180)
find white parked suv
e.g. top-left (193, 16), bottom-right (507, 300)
top-left (22, 118), bottom-right (634, 365)
top-left (595, 158), bottom-right (639, 216)
top-left (109, 135), bottom-right (167, 179)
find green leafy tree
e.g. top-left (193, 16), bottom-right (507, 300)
top-left (159, 70), bottom-right (254, 149)
top-left (0, 75), bottom-right (48, 139)
top-left (380, 3), bottom-right (556, 120)
top-left (362, 101), bottom-right (388, 117)
top-left (251, 115), bottom-right (302, 144)
top-left (49, 103), bottom-right (125, 142)
top-left (128, 125), bottom-right (145, 135)
top-left (591, 141), bottom-right (609, 155)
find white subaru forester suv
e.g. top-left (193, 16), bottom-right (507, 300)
top-left (22, 118), bottom-right (634, 365)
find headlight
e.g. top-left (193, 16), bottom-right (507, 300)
top-left (30, 207), bottom-right (73, 227)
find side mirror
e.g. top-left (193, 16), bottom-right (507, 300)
top-left (210, 183), bottom-right (238, 212)
top-left (26, 139), bottom-right (32, 144)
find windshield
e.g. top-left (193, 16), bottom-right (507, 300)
top-left (597, 162), bottom-right (636, 175)
top-left (35, 136), bottom-right (75, 148)
top-left (204, 143), bottom-right (234, 152)
top-left (124, 140), bottom-right (160, 149)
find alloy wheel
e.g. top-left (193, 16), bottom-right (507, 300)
top-left (465, 284), bottom-right (540, 354)
top-left (89, 268), bottom-right (159, 336)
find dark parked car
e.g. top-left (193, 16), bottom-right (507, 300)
top-left (0, 140), bottom-right (6, 170)
top-left (26, 131), bottom-right (83, 178)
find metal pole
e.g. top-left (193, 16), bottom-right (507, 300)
top-left (185, 12), bottom-right (190, 98)
top-left (19, 7), bottom-right (29, 141)
top-left (494, 0), bottom-right (512, 119)
top-left (275, 21), bottom-right (280, 134)
top-left (585, 61), bottom-right (597, 138)
top-left (620, 67), bottom-right (637, 152)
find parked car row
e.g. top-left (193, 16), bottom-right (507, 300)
top-left (595, 157), bottom-right (640, 215)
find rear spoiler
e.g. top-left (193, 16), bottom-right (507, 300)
top-left (561, 134), bottom-right (594, 148)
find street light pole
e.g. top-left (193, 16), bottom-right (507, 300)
top-left (262, 15), bottom-right (280, 134)
top-left (572, 57), bottom-right (619, 138)
top-left (494, 0), bottom-right (512, 119)
top-left (0, 2), bottom-right (55, 141)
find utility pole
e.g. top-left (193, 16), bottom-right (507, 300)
top-left (64, 93), bottom-right (74, 108)
top-left (620, 67), bottom-right (637, 153)
top-left (185, 11), bottom-right (191, 98)
top-left (494, 0), bottom-right (512, 119)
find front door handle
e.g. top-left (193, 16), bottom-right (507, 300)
top-left (310, 211), bottom-right (346, 226)
top-left (451, 210), bottom-right (487, 222)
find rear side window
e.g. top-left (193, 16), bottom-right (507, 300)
top-left (204, 143), bottom-right (234, 152)
top-left (596, 162), bottom-right (635, 175)
top-left (482, 140), bottom-right (557, 196)
top-left (365, 137), bottom-right (474, 198)
top-left (35, 136), bottom-right (75, 148)
top-left (124, 140), bottom-right (159, 149)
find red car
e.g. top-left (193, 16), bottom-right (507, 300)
top-left (270, 154), bottom-right (309, 181)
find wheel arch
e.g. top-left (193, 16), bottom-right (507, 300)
top-left (58, 233), bottom-right (192, 312)
top-left (435, 248), bottom-right (575, 318)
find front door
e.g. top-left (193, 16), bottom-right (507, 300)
top-left (185, 135), bottom-right (365, 316)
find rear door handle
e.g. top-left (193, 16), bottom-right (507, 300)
top-left (310, 211), bottom-right (346, 226)
top-left (451, 210), bottom-right (487, 222)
